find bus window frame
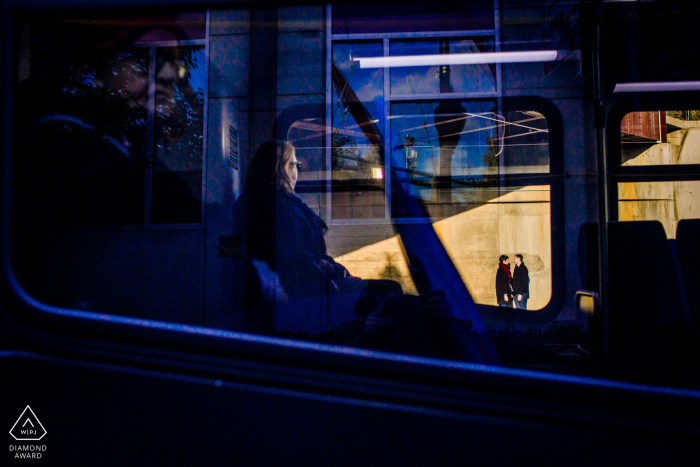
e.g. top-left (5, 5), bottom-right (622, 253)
top-left (0, 0), bottom-right (567, 380)
top-left (2, 3), bottom-right (700, 435)
top-left (607, 93), bottom-right (700, 222)
top-left (276, 95), bottom-right (566, 325)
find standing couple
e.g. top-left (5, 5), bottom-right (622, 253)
top-left (495, 254), bottom-right (529, 309)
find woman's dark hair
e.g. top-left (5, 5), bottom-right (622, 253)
top-left (246, 140), bottom-right (295, 193)
top-left (246, 141), bottom-right (278, 190)
top-left (499, 255), bottom-right (509, 263)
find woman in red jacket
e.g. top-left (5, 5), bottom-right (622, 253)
top-left (495, 255), bottom-right (513, 307)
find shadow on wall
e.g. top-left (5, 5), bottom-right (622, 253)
top-left (336, 239), bottom-right (418, 296)
top-left (334, 186), bottom-right (552, 310)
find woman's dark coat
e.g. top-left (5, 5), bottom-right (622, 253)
top-left (495, 265), bottom-right (512, 305)
top-left (234, 185), bottom-right (347, 298)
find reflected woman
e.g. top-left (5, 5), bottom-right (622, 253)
top-left (237, 141), bottom-right (471, 357)
top-left (234, 140), bottom-right (354, 302)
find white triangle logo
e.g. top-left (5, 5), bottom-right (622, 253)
top-left (9, 406), bottom-right (47, 441)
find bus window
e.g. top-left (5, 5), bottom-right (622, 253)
top-left (621, 110), bottom-right (700, 166)
top-left (618, 181), bottom-right (700, 238)
top-left (11, 3), bottom-right (572, 374)
top-left (12, 13), bottom-right (209, 322)
top-left (618, 109), bottom-right (700, 236)
top-left (389, 38), bottom-right (497, 95)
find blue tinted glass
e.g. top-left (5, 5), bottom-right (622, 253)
top-left (332, 41), bottom-right (385, 136)
top-left (331, 2), bottom-right (494, 34)
top-left (152, 46), bottom-right (206, 224)
top-left (502, 110), bottom-right (549, 173)
top-left (331, 41), bottom-right (386, 219)
top-left (390, 39), bottom-right (496, 95)
top-left (390, 100), bottom-right (498, 177)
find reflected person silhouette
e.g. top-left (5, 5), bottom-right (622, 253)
top-left (234, 141), bottom-right (359, 300)
top-left (234, 141), bottom-right (484, 361)
top-left (234, 141), bottom-right (406, 334)
top-left (14, 24), bottom-right (203, 227)
top-left (12, 20), bottom-right (202, 312)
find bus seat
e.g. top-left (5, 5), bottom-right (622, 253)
top-left (608, 221), bottom-right (695, 378)
top-left (247, 258), bottom-right (364, 336)
top-left (608, 221), bottom-right (687, 325)
top-left (676, 219), bottom-right (700, 329)
top-left (577, 222), bottom-right (599, 293)
top-left (578, 221), bottom-right (687, 324)
top-left (579, 221), bottom-right (697, 380)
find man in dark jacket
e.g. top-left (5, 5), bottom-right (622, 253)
top-left (495, 255), bottom-right (512, 307)
top-left (512, 254), bottom-right (530, 309)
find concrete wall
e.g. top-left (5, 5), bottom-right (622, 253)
top-left (620, 126), bottom-right (700, 238)
top-left (619, 180), bottom-right (700, 238)
top-left (334, 186), bottom-right (552, 310)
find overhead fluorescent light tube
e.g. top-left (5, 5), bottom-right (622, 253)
top-left (613, 81), bottom-right (700, 93)
top-left (355, 51), bottom-right (558, 69)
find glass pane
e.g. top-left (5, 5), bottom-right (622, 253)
top-left (501, 110), bottom-right (550, 174)
top-left (391, 100), bottom-right (498, 174)
top-left (390, 39), bottom-right (496, 95)
top-left (14, 46), bottom-right (149, 226)
top-left (331, 1), bottom-right (495, 34)
top-left (390, 104), bottom-right (550, 218)
top-left (151, 46), bottom-right (206, 224)
top-left (391, 100), bottom-right (490, 216)
top-left (621, 110), bottom-right (700, 165)
top-left (331, 41), bottom-right (385, 219)
top-left (11, 5), bottom-right (566, 379)
top-left (333, 185), bottom-right (552, 309)
top-left (433, 185), bottom-right (552, 310)
top-left (618, 181), bottom-right (700, 238)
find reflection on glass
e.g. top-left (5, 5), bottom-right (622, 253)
top-left (16, 47), bottom-right (150, 226)
top-left (618, 181), bottom-right (700, 238)
top-left (334, 185), bottom-right (552, 310)
top-left (501, 110), bottom-right (549, 174)
top-left (11, 5), bottom-right (563, 371)
top-left (151, 46), bottom-right (206, 224)
top-left (621, 110), bottom-right (700, 166)
top-left (390, 103), bottom-right (549, 218)
top-left (331, 2), bottom-right (495, 35)
top-left (332, 41), bottom-right (385, 219)
top-left (390, 100), bottom-right (497, 216)
top-left (390, 39), bottom-right (496, 95)
top-left (287, 118), bottom-right (327, 174)
top-left (391, 100), bottom-right (497, 176)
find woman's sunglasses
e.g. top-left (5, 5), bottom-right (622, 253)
top-left (289, 161), bottom-right (302, 170)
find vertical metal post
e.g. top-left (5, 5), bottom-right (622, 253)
top-left (383, 37), bottom-right (391, 220)
top-left (494, 0), bottom-right (505, 198)
top-left (325, 3), bottom-right (333, 224)
top-left (248, 6), bottom-right (279, 333)
top-left (199, 9), bottom-right (211, 326)
top-left (592, 0), bottom-right (610, 370)
top-left (145, 46), bottom-right (157, 226)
